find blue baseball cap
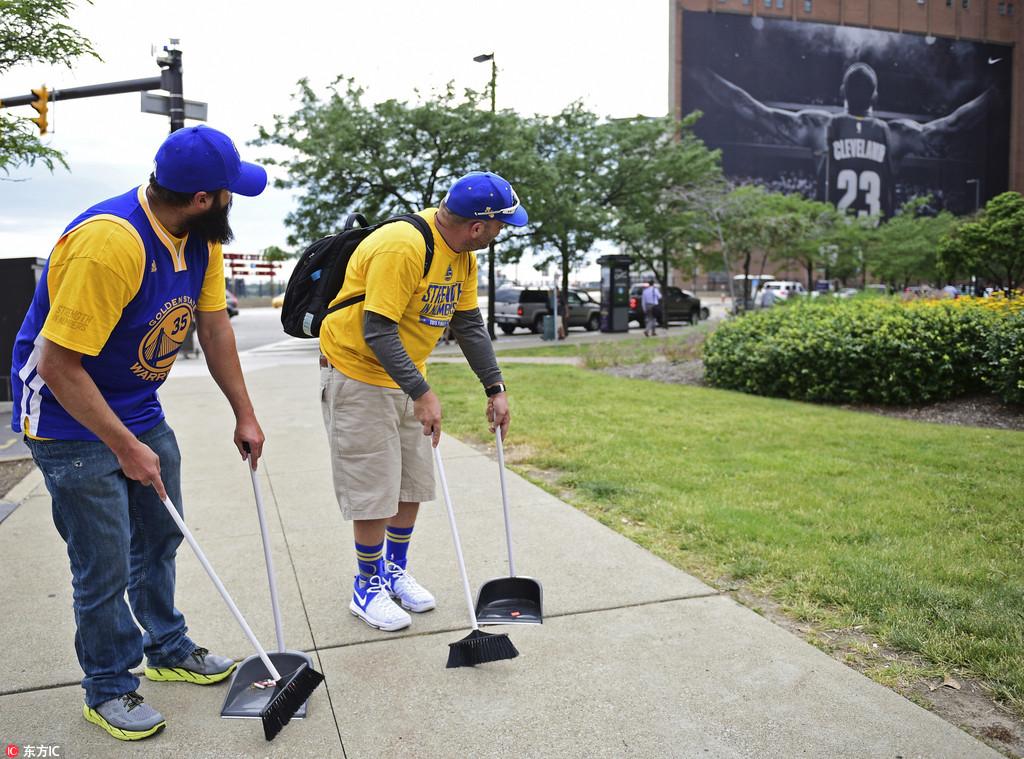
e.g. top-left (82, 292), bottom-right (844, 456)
top-left (443, 171), bottom-right (528, 226)
top-left (154, 125), bottom-right (267, 197)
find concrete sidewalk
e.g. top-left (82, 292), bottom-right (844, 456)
top-left (0, 355), bottom-right (1000, 758)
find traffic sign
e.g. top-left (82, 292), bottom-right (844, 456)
top-left (140, 92), bottom-right (208, 121)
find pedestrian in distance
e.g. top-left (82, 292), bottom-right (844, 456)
top-left (318, 171), bottom-right (524, 633)
top-left (642, 279), bottom-right (661, 337)
top-left (10, 126), bottom-right (269, 741)
top-left (760, 287), bottom-right (777, 309)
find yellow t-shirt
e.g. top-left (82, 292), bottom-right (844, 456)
top-left (42, 216), bottom-right (226, 357)
top-left (319, 209), bottom-right (478, 388)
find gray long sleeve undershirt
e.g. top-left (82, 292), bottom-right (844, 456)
top-left (363, 308), bottom-right (503, 401)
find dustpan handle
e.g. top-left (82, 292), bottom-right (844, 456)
top-left (159, 493), bottom-right (282, 681)
top-left (433, 445), bottom-right (479, 632)
top-left (494, 427), bottom-right (516, 577)
top-left (245, 449), bottom-right (286, 654)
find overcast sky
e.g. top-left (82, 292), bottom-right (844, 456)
top-left (1, 0), bottom-right (669, 280)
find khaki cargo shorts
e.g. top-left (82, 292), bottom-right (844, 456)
top-left (320, 365), bottom-right (435, 520)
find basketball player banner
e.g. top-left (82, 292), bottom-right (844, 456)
top-left (679, 12), bottom-right (1012, 218)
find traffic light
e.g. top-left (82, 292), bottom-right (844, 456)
top-left (30, 86), bottom-right (48, 135)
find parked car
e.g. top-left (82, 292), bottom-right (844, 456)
top-left (493, 287), bottom-right (601, 334)
top-left (225, 289), bottom-right (239, 318)
top-left (628, 285), bottom-right (703, 327)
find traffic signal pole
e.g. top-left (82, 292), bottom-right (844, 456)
top-left (1, 76), bottom-right (162, 108)
top-left (0, 41), bottom-right (187, 134)
top-left (159, 45), bottom-right (185, 132)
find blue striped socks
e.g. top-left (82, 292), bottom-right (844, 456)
top-left (355, 541), bottom-right (384, 579)
top-left (386, 526), bottom-right (414, 570)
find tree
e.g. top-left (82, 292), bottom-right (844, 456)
top-left (771, 195), bottom-right (839, 290)
top-left (708, 187), bottom-right (816, 309)
top-left (0, 0), bottom-right (99, 174)
top-left (870, 198), bottom-right (955, 289)
top-left (254, 77), bottom-right (537, 246)
top-left (676, 176), bottom-right (740, 301)
top-left (715, 185), bottom-right (774, 309)
top-left (939, 191), bottom-right (1024, 295)
top-left (261, 245), bottom-right (293, 261)
top-left (517, 102), bottom-right (607, 311)
top-left (822, 213), bottom-right (876, 287)
top-left (601, 112), bottom-right (723, 287)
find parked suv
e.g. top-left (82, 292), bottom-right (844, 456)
top-left (628, 285), bottom-right (703, 328)
top-left (494, 287), bottom-right (602, 334)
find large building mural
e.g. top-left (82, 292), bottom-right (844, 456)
top-left (680, 11), bottom-right (1012, 217)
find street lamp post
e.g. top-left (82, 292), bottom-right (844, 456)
top-left (966, 179), bottom-right (982, 295)
top-left (474, 52), bottom-right (498, 340)
top-left (965, 178), bottom-right (981, 213)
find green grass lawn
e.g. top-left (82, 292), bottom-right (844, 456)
top-left (429, 361), bottom-right (1024, 714)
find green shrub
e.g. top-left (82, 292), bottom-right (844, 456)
top-left (981, 312), bottom-right (1024, 405)
top-left (703, 299), bottom-right (999, 405)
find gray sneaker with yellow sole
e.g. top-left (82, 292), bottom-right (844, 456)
top-left (83, 691), bottom-right (165, 741)
top-left (145, 646), bottom-right (237, 685)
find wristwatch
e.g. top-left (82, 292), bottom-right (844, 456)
top-left (485, 382), bottom-right (507, 398)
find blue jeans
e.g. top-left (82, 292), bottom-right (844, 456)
top-left (26, 420), bottom-right (196, 707)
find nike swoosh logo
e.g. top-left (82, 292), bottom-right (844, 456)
top-left (354, 591), bottom-right (368, 606)
top-left (989, 57), bottom-right (1003, 65)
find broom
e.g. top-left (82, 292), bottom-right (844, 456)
top-left (432, 445), bottom-right (519, 668)
top-left (158, 493), bottom-right (324, 739)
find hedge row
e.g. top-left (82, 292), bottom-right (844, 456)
top-left (983, 311), bottom-right (1024, 405)
top-left (703, 298), bottom-right (1023, 406)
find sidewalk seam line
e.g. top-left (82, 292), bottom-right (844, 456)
top-left (305, 592), bottom-right (726, 654)
top-left (0, 592), bottom-right (724, 698)
top-left (264, 461), bottom-right (348, 759)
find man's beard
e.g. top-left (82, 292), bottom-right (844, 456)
top-left (186, 196), bottom-right (234, 244)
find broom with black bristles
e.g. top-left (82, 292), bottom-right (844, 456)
top-left (433, 445), bottom-right (519, 668)
top-left (158, 493), bottom-right (324, 740)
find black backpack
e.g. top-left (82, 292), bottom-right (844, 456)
top-left (281, 213), bottom-right (434, 338)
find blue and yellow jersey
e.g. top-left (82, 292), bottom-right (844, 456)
top-left (319, 208), bottom-right (478, 389)
top-left (11, 185), bottom-right (227, 440)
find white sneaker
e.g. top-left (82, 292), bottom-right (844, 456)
top-left (349, 574), bottom-right (411, 631)
top-left (385, 561), bottom-right (436, 613)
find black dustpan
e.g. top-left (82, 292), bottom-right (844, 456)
top-left (222, 448), bottom-right (315, 719)
top-left (474, 427), bottom-right (544, 625)
top-left (476, 575), bottom-right (543, 624)
top-left (222, 651), bottom-right (314, 719)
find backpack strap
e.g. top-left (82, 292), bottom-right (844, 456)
top-left (325, 214), bottom-right (435, 317)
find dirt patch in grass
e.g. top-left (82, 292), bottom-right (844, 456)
top-left (841, 394), bottom-right (1024, 432)
top-left (604, 358), bottom-right (707, 386)
top-left (602, 360), bottom-right (1024, 432)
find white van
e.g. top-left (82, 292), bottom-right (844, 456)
top-left (757, 280), bottom-right (806, 306)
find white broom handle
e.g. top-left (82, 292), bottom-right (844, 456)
top-left (159, 494), bottom-right (282, 681)
top-left (494, 428), bottom-right (516, 577)
top-left (433, 446), bottom-right (479, 632)
top-left (248, 458), bottom-right (286, 653)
